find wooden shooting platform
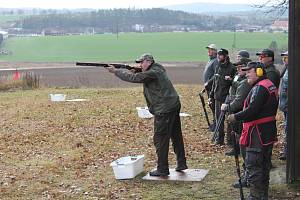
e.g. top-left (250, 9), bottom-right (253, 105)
top-left (143, 168), bottom-right (209, 182)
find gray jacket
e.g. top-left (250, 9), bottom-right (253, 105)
top-left (115, 62), bottom-right (180, 115)
top-left (203, 56), bottom-right (218, 86)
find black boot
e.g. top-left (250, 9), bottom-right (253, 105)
top-left (149, 170), bottom-right (170, 177)
top-left (225, 148), bottom-right (237, 156)
top-left (175, 164), bottom-right (188, 172)
top-left (232, 176), bottom-right (249, 188)
top-left (214, 136), bottom-right (224, 145)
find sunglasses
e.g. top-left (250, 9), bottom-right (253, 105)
top-left (259, 54), bottom-right (268, 58)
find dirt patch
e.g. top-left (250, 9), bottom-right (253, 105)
top-left (0, 61), bottom-right (206, 88)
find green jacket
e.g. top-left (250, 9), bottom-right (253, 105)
top-left (229, 76), bottom-right (252, 113)
top-left (265, 63), bottom-right (280, 88)
top-left (115, 62), bottom-right (180, 115)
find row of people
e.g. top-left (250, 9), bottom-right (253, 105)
top-left (104, 49), bottom-right (288, 199)
top-left (203, 44), bottom-right (288, 199)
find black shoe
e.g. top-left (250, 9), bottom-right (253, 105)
top-left (149, 170), bottom-right (170, 177)
top-left (225, 149), bottom-right (238, 156)
top-left (214, 138), bottom-right (224, 146)
top-left (209, 123), bottom-right (216, 132)
top-left (232, 179), bottom-right (249, 188)
top-left (175, 164), bottom-right (188, 172)
top-left (279, 154), bottom-right (286, 160)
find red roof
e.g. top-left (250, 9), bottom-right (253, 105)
top-left (272, 21), bottom-right (288, 28)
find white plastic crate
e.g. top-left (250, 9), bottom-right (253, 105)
top-left (136, 107), bottom-right (153, 118)
top-left (110, 155), bottom-right (144, 179)
top-left (49, 94), bottom-right (66, 101)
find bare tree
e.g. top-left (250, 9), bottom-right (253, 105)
top-left (254, 0), bottom-right (288, 18)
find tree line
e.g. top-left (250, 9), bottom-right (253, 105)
top-left (14, 8), bottom-right (273, 33)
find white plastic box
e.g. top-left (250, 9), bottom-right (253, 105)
top-left (49, 94), bottom-right (66, 102)
top-left (110, 155), bottom-right (144, 179)
top-left (136, 107), bottom-right (153, 118)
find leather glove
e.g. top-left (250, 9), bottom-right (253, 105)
top-left (221, 103), bottom-right (228, 111)
top-left (227, 114), bottom-right (236, 123)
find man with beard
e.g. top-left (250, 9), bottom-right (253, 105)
top-left (209, 48), bottom-right (236, 145)
top-left (227, 62), bottom-right (278, 199)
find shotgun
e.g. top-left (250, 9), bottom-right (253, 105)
top-left (199, 89), bottom-right (211, 128)
top-left (75, 62), bottom-right (142, 72)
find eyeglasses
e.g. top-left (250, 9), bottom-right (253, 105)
top-left (282, 56), bottom-right (288, 60)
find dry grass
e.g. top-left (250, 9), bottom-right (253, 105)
top-left (0, 85), bottom-right (298, 200)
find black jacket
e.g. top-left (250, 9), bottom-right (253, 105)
top-left (209, 60), bottom-right (236, 102)
top-left (265, 62), bottom-right (280, 88)
top-left (234, 77), bottom-right (278, 145)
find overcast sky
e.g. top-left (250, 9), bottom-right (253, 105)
top-left (0, 0), bottom-right (265, 9)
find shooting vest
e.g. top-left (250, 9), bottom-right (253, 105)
top-left (240, 79), bottom-right (278, 147)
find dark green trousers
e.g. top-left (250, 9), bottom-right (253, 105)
top-left (153, 108), bottom-right (187, 172)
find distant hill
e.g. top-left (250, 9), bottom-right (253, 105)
top-left (164, 2), bottom-right (256, 14)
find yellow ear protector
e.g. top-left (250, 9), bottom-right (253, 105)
top-left (256, 62), bottom-right (264, 77)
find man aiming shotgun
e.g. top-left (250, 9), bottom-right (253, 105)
top-left (102, 53), bottom-right (188, 177)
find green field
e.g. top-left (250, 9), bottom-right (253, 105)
top-left (0, 15), bottom-right (28, 26)
top-left (0, 32), bottom-right (288, 62)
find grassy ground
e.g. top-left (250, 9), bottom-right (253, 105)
top-left (1, 32), bottom-right (288, 62)
top-left (0, 85), bottom-right (299, 199)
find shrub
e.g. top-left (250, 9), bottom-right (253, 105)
top-left (0, 72), bottom-right (40, 91)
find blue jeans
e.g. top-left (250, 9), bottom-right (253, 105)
top-left (283, 112), bottom-right (288, 156)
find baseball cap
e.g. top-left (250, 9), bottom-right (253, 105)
top-left (233, 57), bottom-right (252, 66)
top-left (242, 61), bottom-right (265, 72)
top-left (237, 50), bottom-right (250, 58)
top-left (135, 53), bottom-right (154, 63)
top-left (281, 51), bottom-right (288, 56)
top-left (217, 48), bottom-right (229, 56)
top-left (206, 44), bottom-right (218, 51)
top-left (256, 49), bottom-right (274, 58)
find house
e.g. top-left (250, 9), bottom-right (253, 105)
top-left (270, 20), bottom-right (288, 31)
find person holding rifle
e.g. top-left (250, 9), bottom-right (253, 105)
top-left (279, 51), bottom-right (288, 160)
top-left (227, 61), bottom-right (278, 199)
top-left (202, 44), bottom-right (219, 131)
top-left (105, 53), bottom-right (188, 177)
top-left (222, 57), bottom-right (252, 155)
top-left (209, 48), bottom-right (236, 145)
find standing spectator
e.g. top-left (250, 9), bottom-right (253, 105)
top-left (222, 57), bottom-right (252, 156)
top-left (236, 50), bottom-right (250, 61)
top-left (227, 61), bottom-right (278, 199)
top-left (225, 50), bottom-right (251, 146)
top-left (106, 53), bottom-right (188, 176)
top-left (256, 49), bottom-right (281, 88)
top-left (203, 44), bottom-right (218, 130)
top-left (209, 48), bottom-right (236, 145)
top-left (279, 51), bottom-right (288, 160)
top-left (203, 44), bottom-right (218, 94)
